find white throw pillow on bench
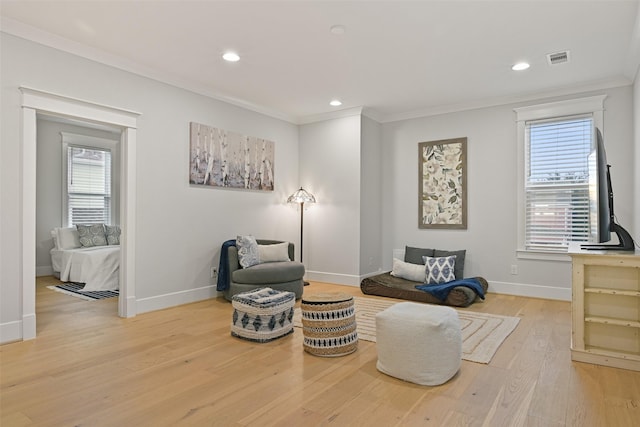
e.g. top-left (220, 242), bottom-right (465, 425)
top-left (52, 227), bottom-right (81, 250)
top-left (390, 258), bottom-right (425, 283)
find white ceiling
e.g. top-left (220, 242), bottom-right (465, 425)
top-left (2, 1), bottom-right (639, 123)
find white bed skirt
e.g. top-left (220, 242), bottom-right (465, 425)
top-left (51, 246), bottom-right (120, 291)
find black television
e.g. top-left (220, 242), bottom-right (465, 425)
top-left (581, 128), bottom-right (635, 251)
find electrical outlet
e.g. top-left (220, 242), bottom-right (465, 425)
top-left (510, 264), bottom-right (518, 275)
top-left (210, 267), bottom-right (218, 278)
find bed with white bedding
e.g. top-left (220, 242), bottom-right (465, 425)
top-left (50, 225), bottom-right (121, 292)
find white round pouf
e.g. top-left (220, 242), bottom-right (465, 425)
top-left (375, 302), bottom-right (462, 386)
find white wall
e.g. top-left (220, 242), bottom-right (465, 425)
top-left (2, 31), bottom-right (637, 343)
top-left (299, 114), bottom-right (362, 285)
top-left (381, 85), bottom-right (635, 300)
top-left (360, 115), bottom-right (383, 276)
top-left (1, 33), bottom-right (301, 340)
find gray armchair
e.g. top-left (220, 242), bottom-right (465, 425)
top-left (223, 239), bottom-right (305, 301)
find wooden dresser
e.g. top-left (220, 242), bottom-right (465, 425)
top-left (568, 242), bottom-right (640, 371)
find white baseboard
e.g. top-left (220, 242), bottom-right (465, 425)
top-left (360, 269), bottom-right (388, 280)
top-left (0, 313), bottom-right (36, 344)
top-left (0, 320), bottom-right (23, 344)
top-left (487, 280), bottom-right (571, 301)
top-left (36, 265), bottom-right (54, 277)
top-left (122, 295), bottom-right (137, 318)
top-left (136, 285), bottom-right (218, 314)
top-left (307, 270), bottom-right (571, 302)
top-left (306, 270), bottom-right (360, 287)
top-left (1, 287), bottom-right (216, 343)
top-left (3, 277), bottom-right (568, 344)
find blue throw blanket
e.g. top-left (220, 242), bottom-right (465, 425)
top-left (216, 239), bottom-right (236, 291)
top-left (415, 278), bottom-right (486, 302)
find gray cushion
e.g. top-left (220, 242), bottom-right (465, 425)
top-left (105, 225), bottom-right (121, 245)
top-left (232, 261), bottom-right (305, 284)
top-left (434, 249), bottom-right (466, 279)
top-left (404, 246), bottom-right (435, 265)
top-left (77, 224), bottom-right (107, 247)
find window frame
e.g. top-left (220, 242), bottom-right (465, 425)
top-left (514, 95), bottom-right (606, 261)
top-left (61, 132), bottom-right (120, 227)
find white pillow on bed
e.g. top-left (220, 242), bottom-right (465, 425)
top-left (54, 227), bottom-right (81, 250)
top-left (390, 258), bottom-right (426, 283)
top-left (258, 242), bottom-right (290, 263)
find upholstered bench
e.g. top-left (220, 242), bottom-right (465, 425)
top-left (375, 302), bottom-right (461, 385)
top-left (231, 287), bottom-right (296, 343)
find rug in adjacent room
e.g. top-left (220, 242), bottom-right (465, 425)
top-left (47, 282), bottom-right (119, 301)
top-left (294, 296), bottom-right (520, 364)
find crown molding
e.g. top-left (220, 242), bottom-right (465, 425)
top-left (3, 16), bottom-right (636, 127)
top-left (623, 3), bottom-right (640, 82)
top-left (297, 106), bottom-right (364, 125)
top-left (361, 107), bottom-right (384, 123)
top-left (380, 76), bottom-right (632, 123)
top-left (1, 17), bottom-right (299, 125)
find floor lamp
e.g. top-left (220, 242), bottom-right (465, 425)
top-left (287, 187), bottom-right (315, 285)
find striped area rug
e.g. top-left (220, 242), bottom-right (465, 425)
top-left (294, 296), bottom-right (520, 364)
top-left (47, 282), bottom-right (119, 301)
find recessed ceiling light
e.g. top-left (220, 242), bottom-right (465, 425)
top-left (222, 52), bottom-right (240, 62)
top-left (330, 99), bottom-right (342, 107)
top-left (330, 25), bottom-right (346, 35)
top-left (512, 62), bottom-right (530, 71)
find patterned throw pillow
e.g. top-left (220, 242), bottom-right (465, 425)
top-left (237, 235), bottom-right (259, 268)
top-left (105, 225), bottom-right (121, 245)
top-left (77, 224), bottom-right (107, 247)
top-left (424, 255), bottom-right (456, 284)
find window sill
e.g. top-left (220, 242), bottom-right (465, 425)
top-left (516, 249), bottom-right (571, 262)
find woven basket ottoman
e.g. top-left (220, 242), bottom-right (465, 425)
top-left (231, 287), bottom-right (296, 343)
top-left (376, 302), bottom-right (461, 386)
top-left (301, 292), bottom-right (358, 357)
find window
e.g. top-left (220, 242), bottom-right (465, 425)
top-left (525, 116), bottom-right (592, 251)
top-left (515, 95), bottom-right (606, 255)
top-left (61, 133), bottom-right (119, 227)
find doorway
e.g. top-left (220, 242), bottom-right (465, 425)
top-left (21, 87), bottom-right (139, 340)
top-left (36, 116), bottom-right (121, 313)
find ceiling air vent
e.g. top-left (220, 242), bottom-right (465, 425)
top-left (547, 50), bottom-right (570, 66)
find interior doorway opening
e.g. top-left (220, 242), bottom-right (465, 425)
top-left (35, 114), bottom-right (122, 314)
top-left (20, 87), bottom-right (140, 340)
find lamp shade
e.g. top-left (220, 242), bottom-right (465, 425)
top-left (287, 187), bottom-right (316, 204)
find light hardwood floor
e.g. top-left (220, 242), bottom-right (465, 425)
top-left (1, 277), bottom-right (639, 426)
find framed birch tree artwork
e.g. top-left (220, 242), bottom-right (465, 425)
top-left (189, 122), bottom-right (274, 191)
top-left (418, 137), bottom-right (467, 229)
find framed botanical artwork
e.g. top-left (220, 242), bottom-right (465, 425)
top-left (418, 137), bottom-right (467, 229)
top-left (189, 122), bottom-right (274, 191)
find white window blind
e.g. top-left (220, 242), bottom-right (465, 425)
top-left (524, 115), bottom-right (592, 251)
top-left (67, 146), bottom-right (112, 226)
